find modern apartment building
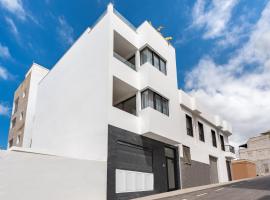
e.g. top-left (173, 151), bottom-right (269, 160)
top-left (239, 131), bottom-right (270, 176)
top-left (7, 4), bottom-right (235, 200)
top-left (8, 64), bottom-right (49, 148)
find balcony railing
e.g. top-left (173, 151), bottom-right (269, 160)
top-left (113, 52), bottom-right (136, 70)
top-left (225, 145), bottom-right (235, 154)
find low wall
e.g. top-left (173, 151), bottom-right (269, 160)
top-left (0, 150), bottom-right (107, 200)
top-left (231, 159), bottom-right (256, 180)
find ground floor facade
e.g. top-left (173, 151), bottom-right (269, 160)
top-left (107, 125), bottom-right (232, 200)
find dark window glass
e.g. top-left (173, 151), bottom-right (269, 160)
top-left (140, 47), bottom-right (167, 75)
top-left (115, 96), bottom-right (136, 115)
top-left (160, 59), bottom-right (166, 74)
top-left (220, 135), bottom-right (225, 151)
top-left (183, 145), bottom-right (191, 165)
top-left (154, 93), bottom-right (162, 112)
top-left (211, 130), bottom-right (217, 147)
top-left (140, 48), bottom-right (152, 65)
top-left (153, 53), bottom-right (160, 69)
top-left (162, 98), bottom-right (169, 116)
top-left (165, 147), bottom-right (175, 158)
top-left (141, 89), bottom-right (169, 116)
top-left (198, 122), bottom-right (205, 142)
top-left (186, 115), bottom-right (193, 137)
top-left (127, 55), bottom-right (135, 66)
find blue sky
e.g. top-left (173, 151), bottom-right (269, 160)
top-left (1, 0), bottom-right (270, 149)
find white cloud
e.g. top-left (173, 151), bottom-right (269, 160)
top-left (57, 16), bottom-right (74, 46)
top-left (192, 0), bottom-right (238, 39)
top-left (185, 2), bottom-right (270, 146)
top-left (0, 0), bottom-right (26, 20)
top-left (0, 66), bottom-right (10, 80)
top-left (0, 103), bottom-right (10, 116)
top-left (0, 43), bottom-right (11, 59)
top-left (5, 17), bottom-right (19, 40)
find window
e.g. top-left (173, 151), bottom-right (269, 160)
top-left (220, 135), bottom-right (225, 151)
top-left (211, 130), bottom-right (217, 147)
top-left (198, 122), bottom-right (205, 142)
top-left (141, 89), bottom-right (169, 116)
top-left (14, 98), bottom-right (19, 113)
top-left (186, 115), bottom-right (193, 137)
top-left (140, 47), bottom-right (167, 75)
top-left (183, 145), bottom-right (191, 165)
top-left (11, 118), bottom-right (16, 128)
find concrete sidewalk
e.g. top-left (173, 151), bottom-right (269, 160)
top-left (133, 178), bottom-right (255, 200)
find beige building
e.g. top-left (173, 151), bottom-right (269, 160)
top-left (8, 63), bottom-right (49, 148)
top-left (239, 131), bottom-right (270, 176)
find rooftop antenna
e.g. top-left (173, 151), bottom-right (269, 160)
top-left (165, 36), bottom-right (173, 42)
top-left (157, 26), bottom-right (164, 32)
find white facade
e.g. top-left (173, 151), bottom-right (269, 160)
top-left (7, 4), bottom-right (235, 199)
top-left (8, 63), bottom-right (49, 148)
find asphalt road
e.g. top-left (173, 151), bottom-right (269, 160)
top-left (159, 176), bottom-right (270, 200)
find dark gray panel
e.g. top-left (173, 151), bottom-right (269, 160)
top-left (107, 125), bottom-right (180, 200)
top-left (180, 158), bottom-right (210, 188)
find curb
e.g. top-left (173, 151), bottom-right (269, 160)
top-left (132, 177), bottom-right (256, 200)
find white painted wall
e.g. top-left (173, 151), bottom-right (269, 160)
top-left (23, 64), bottom-right (49, 148)
top-left (32, 12), bottom-right (111, 161)
top-left (0, 150), bottom-right (106, 200)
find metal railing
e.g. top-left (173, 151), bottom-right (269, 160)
top-left (225, 145), bottom-right (235, 154)
top-left (113, 52), bottom-right (136, 70)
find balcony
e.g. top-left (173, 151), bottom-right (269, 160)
top-left (113, 31), bottom-right (137, 71)
top-left (113, 76), bottom-right (137, 116)
top-left (225, 145), bottom-right (235, 154)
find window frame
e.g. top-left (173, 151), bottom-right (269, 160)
top-left (211, 130), bottom-right (217, 147)
top-left (183, 145), bottom-right (191, 165)
top-left (140, 46), bottom-right (167, 75)
top-left (186, 115), bottom-right (193, 137)
top-left (220, 134), bottom-right (225, 151)
top-left (198, 121), bottom-right (205, 142)
top-left (141, 89), bottom-right (169, 116)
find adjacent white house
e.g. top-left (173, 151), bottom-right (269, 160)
top-left (7, 4), bottom-right (235, 200)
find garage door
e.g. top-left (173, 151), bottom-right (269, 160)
top-left (209, 156), bottom-right (219, 184)
top-left (116, 141), bottom-right (153, 172)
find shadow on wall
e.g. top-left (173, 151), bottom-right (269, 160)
top-left (257, 196), bottom-right (270, 200)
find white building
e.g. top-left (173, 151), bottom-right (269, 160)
top-left (239, 131), bottom-right (270, 176)
top-left (7, 4), bottom-right (235, 200)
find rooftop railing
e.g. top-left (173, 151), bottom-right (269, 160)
top-left (225, 145), bottom-right (235, 154)
top-left (113, 52), bottom-right (136, 71)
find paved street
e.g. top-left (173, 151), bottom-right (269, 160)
top-left (160, 176), bottom-right (270, 200)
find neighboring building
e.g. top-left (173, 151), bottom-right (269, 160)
top-left (231, 159), bottom-right (257, 180)
top-left (7, 4), bottom-right (235, 200)
top-left (8, 63), bottom-right (49, 148)
top-left (239, 131), bottom-right (270, 176)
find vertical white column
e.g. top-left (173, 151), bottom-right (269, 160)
top-left (135, 50), bottom-right (140, 71)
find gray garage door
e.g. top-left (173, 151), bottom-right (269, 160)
top-left (209, 156), bottom-right (219, 184)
